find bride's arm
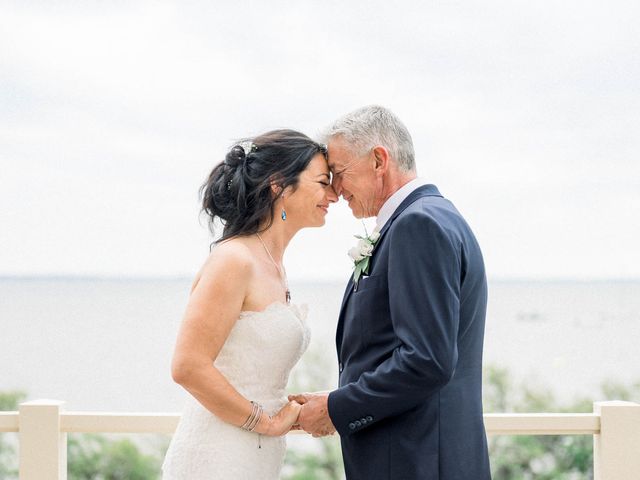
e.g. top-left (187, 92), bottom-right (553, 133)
top-left (170, 242), bottom-right (299, 436)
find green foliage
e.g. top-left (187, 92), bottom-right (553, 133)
top-left (283, 437), bottom-right (343, 480)
top-left (0, 391), bottom-right (27, 411)
top-left (0, 391), bottom-right (26, 479)
top-left (600, 379), bottom-right (640, 402)
top-left (484, 365), bottom-right (592, 478)
top-left (483, 365), bottom-right (640, 479)
top-left (68, 434), bottom-right (161, 480)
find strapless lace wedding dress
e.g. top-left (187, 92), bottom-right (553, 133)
top-left (162, 302), bottom-right (310, 479)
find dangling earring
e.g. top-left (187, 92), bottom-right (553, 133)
top-left (281, 193), bottom-right (287, 221)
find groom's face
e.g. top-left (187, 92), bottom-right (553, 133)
top-left (328, 138), bottom-right (379, 219)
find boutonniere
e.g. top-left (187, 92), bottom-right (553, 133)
top-left (348, 226), bottom-right (381, 286)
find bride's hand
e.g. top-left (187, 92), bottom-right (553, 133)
top-left (263, 400), bottom-right (302, 436)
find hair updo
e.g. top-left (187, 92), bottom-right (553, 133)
top-left (200, 129), bottom-right (328, 243)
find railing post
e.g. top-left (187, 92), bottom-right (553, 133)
top-left (19, 399), bottom-right (67, 480)
top-left (593, 401), bottom-right (640, 480)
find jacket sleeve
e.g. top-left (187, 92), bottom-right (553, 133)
top-left (328, 209), bottom-right (461, 436)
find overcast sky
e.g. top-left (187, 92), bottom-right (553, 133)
top-left (1, 0), bottom-right (638, 281)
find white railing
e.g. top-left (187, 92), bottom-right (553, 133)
top-left (1, 400), bottom-right (639, 479)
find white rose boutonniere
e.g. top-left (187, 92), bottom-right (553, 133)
top-left (349, 226), bottom-right (381, 285)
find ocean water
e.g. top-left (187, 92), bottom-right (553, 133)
top-left (1, 277), bottom-right (639, 412)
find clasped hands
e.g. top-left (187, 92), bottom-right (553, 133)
top-left (286, 392), bottom-right (337, 437)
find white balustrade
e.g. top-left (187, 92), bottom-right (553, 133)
top-left (0, 400), bottom-right (638, 479)
top-left (18, 400), bottom-right (67, 480)
top-left (594, 401), bottom-right (640, 480)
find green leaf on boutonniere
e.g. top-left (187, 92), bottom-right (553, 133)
top-left (353, 256), bottom-right (370, 285)
top-left (353, 263), bottom-right (364, 285)
top-left (361, 256), bottom-right (370, 274)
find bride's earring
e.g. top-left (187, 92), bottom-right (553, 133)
top-left (281, 193), bottom-right (287, 221)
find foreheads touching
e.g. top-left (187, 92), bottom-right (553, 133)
top-left (321, 105), bottom-right (416, 174)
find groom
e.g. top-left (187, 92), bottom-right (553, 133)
top-left (290, 105), bottom-right (491, 479)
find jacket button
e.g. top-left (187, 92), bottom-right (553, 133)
top-left (366, 416), bottom-right (373, 422)
top-left (354, 420), bottom-right (362, 427)
top-left (349, 422), bottom-right (356, 430)
top-left (360, 417), bottom-right (367, 424)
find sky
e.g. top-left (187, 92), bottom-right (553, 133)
top-left (1, 0), bottom-right (639, 281)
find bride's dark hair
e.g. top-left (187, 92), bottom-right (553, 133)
top-left (200, 129), bottom-right (327, 243)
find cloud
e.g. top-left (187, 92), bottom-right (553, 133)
top-left (1, 0), bottom-right (638, 279)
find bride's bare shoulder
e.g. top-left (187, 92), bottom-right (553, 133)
top-left (209, 237), bottom-right (254, 261)
top-left (191, 239), bottom-right (255, 291)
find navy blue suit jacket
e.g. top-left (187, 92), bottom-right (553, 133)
top-left (328, 184), bottom-right (491, 479)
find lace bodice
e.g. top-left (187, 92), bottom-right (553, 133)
top-left (162, 301), bottom-right (311, 480)
top-left (213, 301), bottom-right (311, 412)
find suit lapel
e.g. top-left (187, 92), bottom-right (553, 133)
top-left (340, 276), bottom-right (354, 310)
top-left (335, 276), bottom-right (353, 353)
top-left (335, 184), bottom-right (443, 354)
top-left (377, 184), bottom-right (442, 239)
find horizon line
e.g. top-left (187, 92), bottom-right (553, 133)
top-left (1, 274), bottom-right (640, 284)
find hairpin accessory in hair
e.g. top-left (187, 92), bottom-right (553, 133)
top-left (239, 141), bottom-right (258, 156)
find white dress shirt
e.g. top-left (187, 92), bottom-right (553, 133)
top-left (376, 177), bottom-right (431, 231)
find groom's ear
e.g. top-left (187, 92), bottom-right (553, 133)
top-left (372, 145), bottom-right (390, 178)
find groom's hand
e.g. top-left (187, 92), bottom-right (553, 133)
top-left (287, 392), bottom-right (336, 437)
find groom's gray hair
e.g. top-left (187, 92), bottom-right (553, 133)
top-left (322, 105), bottom-right (416, 173)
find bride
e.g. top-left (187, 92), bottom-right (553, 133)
top-left (162, 129), bottom-right (338, 479)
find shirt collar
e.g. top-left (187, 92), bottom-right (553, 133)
top-left (376, 177), bottom-right (430, 231)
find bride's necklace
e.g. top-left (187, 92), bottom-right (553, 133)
top-left (256, 233), bottom-right (291, 304)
